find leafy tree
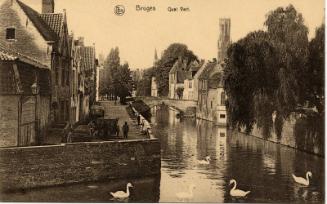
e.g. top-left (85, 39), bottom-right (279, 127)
top-left (305, 24), bottom-right (325, 115)
top-left (265, 4), bottom-right (309, 117)
top-left (224, 5), bottom-right (310, 139)
top-left (113, 62), bottom-right (132, 103)
top-left (100, 47), bottom-right (120, 98)
top-left (176, 87), bottom-right (184, 99)
top-left (224, 31), bottom-right (277, 134)
top-left (99, 47), bottom-right (133, 102)
top-left (154, 43), bottom-right (198, 96)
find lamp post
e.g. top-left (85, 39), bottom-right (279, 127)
top-left (31, 82), bottom-right (40, 145)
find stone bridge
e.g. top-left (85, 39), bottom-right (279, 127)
top-left (136, 97), bottom-right (197, 112)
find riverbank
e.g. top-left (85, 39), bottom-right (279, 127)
top-left (0, 139), bottom-right (161, 192)
top-left (0, 101), bottom-right (161, 192)
top-left (242, 113), bottom-right (324, 157)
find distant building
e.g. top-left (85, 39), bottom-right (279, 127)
top-left (0, 47), bottom-right (51, 147)
top-left (197, 61), bottom-right (226, 125)
top-left (73, 38), bottom-right (96, 121)
top-left (217, 18), bottom-right (231, 62)
top-left (150, 49), bottom-right (159, 97)
top-left (168, 57), bottom-right (188, 99)
top-left (183, 60), bottom-right (204, 100)
top-left (196, 18), bottom-right (231, 125)
top-left (68, 34), bottom-right (78, 124)
top-left (151, 77), bottom-right (158, 97)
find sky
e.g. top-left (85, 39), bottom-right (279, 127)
top-left (19, 0), bottom-right (325, 69)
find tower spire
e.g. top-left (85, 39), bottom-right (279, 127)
top-left (154, 48), bottom-right (158, 66)
top-left (217, 18), bottom-right (231, 63)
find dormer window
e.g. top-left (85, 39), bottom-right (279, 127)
top-left (6, 28), bottom-right (16, 40)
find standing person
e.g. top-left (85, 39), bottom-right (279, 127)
top-left (66, 125), bottom-right (73, 143)
top-left (137, 114), bottom-right (141, 125)
top-left (66, 129), bottom-right (73, 143)
top-left (116, 124), bottom-right (120, 137)
top-left (88, 120), bottom-right (95, 137)
top-left (122, 122), bottom-right (129, 139)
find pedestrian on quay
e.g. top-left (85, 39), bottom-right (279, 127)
top-left (137, 114), bottom-right (141, 125)
top-left (61, 125), bottom-right (73, 143)
top-left (141, 119), bottom-right (145, 131)
top-left (66, 129), bottom-right (73, 143)
top-left (116, 124), bottom-right (120, 137)
top-left (88, 120), bottom-right (96, 137)
top-left (122, 121), bottom-right (129, 139)
top-left (66, 125), bottom-right (73, 143)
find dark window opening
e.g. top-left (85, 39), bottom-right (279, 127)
top-left (6, 28), bottom-right (15, 40)
top-left (220, 114), bottom-right (226, 119)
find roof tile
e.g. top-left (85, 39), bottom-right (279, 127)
top-left (17, 0), bottom-right (57, 41)
top-left (40, 13), bottom-right (63, 37)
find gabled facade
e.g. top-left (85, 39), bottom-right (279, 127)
top-left (73, 38), bottom-right (96, 121)
top-left (195, 18), bottom-right (231, 125)
top-left (183, 60), bottom-right (204, 101)
top-left (197, 62), bottom-right (227, 125)
top-left (0, 0), bottom-right (71, 124)
top-left (168, 57), bottom-right (188, 99)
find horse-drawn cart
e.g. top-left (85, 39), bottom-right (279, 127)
top-left (95, 118), bottom-right (119, 140)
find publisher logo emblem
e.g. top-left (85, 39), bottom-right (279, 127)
top-left (114, 5), bottom-right (125, 16)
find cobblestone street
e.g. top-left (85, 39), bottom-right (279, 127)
top-left (100, 101), bottom-right (147, 140)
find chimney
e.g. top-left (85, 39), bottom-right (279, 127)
top-left (42, 0), bottom-right (55, 13)
top-left (77, 37), bottom-right (84, 46)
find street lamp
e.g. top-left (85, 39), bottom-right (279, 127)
top-left (31, 82), bottom-right (40, 145)
top-left (31, 82), bottom-right (39, 95)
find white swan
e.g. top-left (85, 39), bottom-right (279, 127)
top-left (110, 183), bottom-right (133, 199)
top-left (176, 184), bottom-right (196, 201)
top-left (229, 179), bottom-right (251, 197)
top-left (197, 156), bottom-right (211, 164)
top-left (292, 171), bottom-right (312, 186)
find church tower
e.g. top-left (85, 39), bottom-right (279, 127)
top-left (217, 18), bottom-right (231, 62)
top-left (154, 48), bottom-right (158, 66)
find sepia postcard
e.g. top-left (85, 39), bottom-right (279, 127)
top-left (0, 0), bottom-right (325, 203)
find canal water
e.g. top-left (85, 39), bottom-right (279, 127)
top-left (1, 104), bottom-right (324, 203)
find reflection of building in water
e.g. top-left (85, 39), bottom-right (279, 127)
top-left (151, 105), bottom-right (158, 116)
top-left (262, 154), bottom-right (276, 175)
top-left (216, 127), bottom-right (227, 161)
top-left (168, 108), bottom-right (180, 125)
top-left (217, 127), bottom-right (227, 137)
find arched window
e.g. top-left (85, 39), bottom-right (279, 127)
top-left (221, 92), bottom-right (226, 105)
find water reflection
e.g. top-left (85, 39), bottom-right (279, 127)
top-left (2, 176), bottom-right (161, 202)
top-left (2, 104), bottom-right (324, 203)
top-left (152, 105), bottom-right (324, 203)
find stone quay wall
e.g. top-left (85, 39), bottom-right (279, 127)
top-left (138, 97), bottom-right (197, 112)
top-left (0, 139), bottom-right (161, 191)
top-left (129, 105), bottom-right (155, 139)
top-left (242, 113), bottom-right (324, 157)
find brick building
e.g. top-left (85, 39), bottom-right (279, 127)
top-left (182, 60), bottom-right (204, 101)
top-left (73, 37), bottom-right (97, 121)
top-left (0, 47), bottom-right (51, 147)
top-left (196, 18), bottom-right (230, 125)
top-left (197, 61), bottom-right (227, 125)
top-left (0, 0), bottom-right (71, 125)
top-left (168, 57), bottom-right (188, 99)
